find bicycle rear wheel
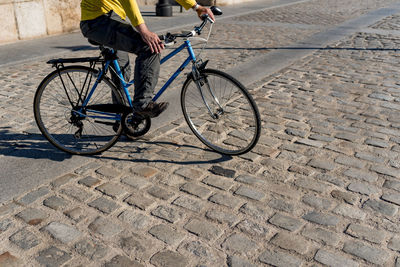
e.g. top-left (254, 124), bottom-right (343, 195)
top-left (34, 66), bottom-right (123, 155)
top-left (181, 69), bottom-right (261, 155)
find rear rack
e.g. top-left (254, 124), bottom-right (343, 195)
top-left (47, 57), bottom-right (102, 65)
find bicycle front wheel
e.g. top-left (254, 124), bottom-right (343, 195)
top-left (34, 66), bottom-right (123, 155)
top-left (181, 69), bottom-right (261, 155)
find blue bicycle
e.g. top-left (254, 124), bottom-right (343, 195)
top-left (33, 7), bottom-right (261, 155)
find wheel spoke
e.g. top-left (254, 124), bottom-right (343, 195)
top-left (182, 69), bottom-right (260, 155)
top-left (34, 67), bottom-right (122, 154)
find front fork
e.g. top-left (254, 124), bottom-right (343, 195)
top-left (191, 62), bottom-right (224, 119)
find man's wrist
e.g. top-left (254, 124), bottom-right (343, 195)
top-left (135, 23), bottom-right (149, 35)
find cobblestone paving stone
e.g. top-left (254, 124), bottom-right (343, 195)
top-left (235, 0), bottom-right (396, 26)
top-left (371, 15), bottom-right (400, 31)
top-left (2, 0), bottom-right (400, 266)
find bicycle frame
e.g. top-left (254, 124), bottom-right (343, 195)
top-left (80, 40), bottom-right (197, 121)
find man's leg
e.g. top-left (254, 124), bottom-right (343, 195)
top-left (80, 12), bottom-right (165, 114)
top-left (133, 48), bottom-right (160, 109)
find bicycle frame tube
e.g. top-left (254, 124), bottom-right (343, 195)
top-left (153, 40), bottom-right (196, 102)
top-left (82, 61), bottom-right (109, 107)
top-left (153, 57), bottom-right (192, 101)
top-left (74, 109), bottom-right (121, 121)
top-left (82, 40), bottom-right (197, 117)
top-left (112, 59), bottom-right (134, 107)
top-left (186, 40), bottom-right (196, 62)
top-left (79, 61), bottom-right (121, 121)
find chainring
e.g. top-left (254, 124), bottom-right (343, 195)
top-left (121, 112), bottom-right (151, 139)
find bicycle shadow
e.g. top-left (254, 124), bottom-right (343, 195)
top-left (53, 45), bottom-right (98, 52)
top-left (0, 127), bottom-right (73, 161)
top-left (0, 127), bottom-right (232, 165)
top-left (98, 138), bottom-right (233, 165)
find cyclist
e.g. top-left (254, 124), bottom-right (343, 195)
top-left (80, 0), bottom-right (215, 118)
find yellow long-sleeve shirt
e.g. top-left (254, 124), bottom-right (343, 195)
top-left (81, 0), bottom-right (196, 27)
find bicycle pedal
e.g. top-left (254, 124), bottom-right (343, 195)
top-left (74, 128), bottom-right (83, 139)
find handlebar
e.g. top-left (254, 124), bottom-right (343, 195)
top-left (159, 10), bottom-right (219, 45)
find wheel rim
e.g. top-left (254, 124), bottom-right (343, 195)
top-left (182, 71), bottom-right (260, 154)
top-left (35, 67), bottom-right (122, 154)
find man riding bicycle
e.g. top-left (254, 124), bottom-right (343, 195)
top-left (80, 0), bottom-right (215, 118)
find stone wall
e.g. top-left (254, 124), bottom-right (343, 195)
top-left (0, 0), bottom-right (253, 44)
top-left (0, 0), bottom-right (81, 44)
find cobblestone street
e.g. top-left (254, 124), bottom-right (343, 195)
top-left (2, 0), bottom-right (400, 266)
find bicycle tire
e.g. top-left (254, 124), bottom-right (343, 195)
top-left (181, 68), bottom-right (261, 155)
top-left (34, 65), bottom-right (123, 155)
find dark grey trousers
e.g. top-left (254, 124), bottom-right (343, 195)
top-left (80, 11), bottom-right (160, 108)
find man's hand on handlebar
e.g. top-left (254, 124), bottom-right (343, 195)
top-left (136, 23), bottom-right (164, 54)
top-left (196, 6), bottom-right (215, 22)
top-left (136, 5), bottom-right (217, 53)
